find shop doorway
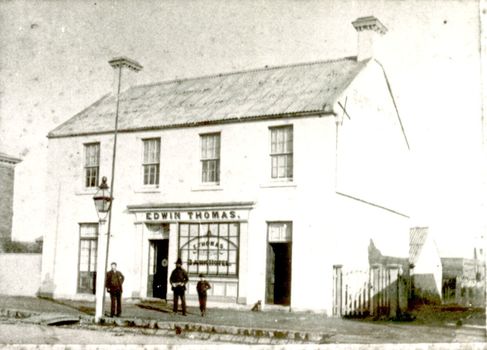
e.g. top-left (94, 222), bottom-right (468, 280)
top-left (265, 222), bottom-right (293, 306)
top-left (148, 239), bottom-right (169, 299)
top-left (266, 242), bottom-right (292, 305)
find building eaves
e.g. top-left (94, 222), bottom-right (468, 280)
top-left (0, 152), bottom-right (21, 165)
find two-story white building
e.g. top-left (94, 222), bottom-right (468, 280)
top-left (40, 16), bottom-right (410, 314)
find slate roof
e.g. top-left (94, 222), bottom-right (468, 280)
top-left (409, 227), bottom-right (429, 264)
top-left (48, 57), bottom-right (369, 138)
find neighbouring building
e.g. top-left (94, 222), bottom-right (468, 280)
top-left (409, 227), bottom-right (442, 304)
top-left (40, 16), bottom-right (410, 314)
top-left (441, 255), bottom-right (486, 307)
top-left (0, 151), bottom-right (21, 250)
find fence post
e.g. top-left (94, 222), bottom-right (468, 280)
top-left (332, 265), bottom-right (343, 316)
top-left (370, 264), bottom-right (381, 316)
top-left (387, 264), bottom-right (401, 319)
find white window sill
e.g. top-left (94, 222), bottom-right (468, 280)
top-left (191, 183), bottom-right (223, 192)
top-left (76, 188), bottom-right (98, 196)
top-left (134, 186), bottom-right (161, 194)
top-left (260, 180), bottom-right (296, 188)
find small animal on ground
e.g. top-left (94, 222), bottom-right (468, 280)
top-left (251, 300), bottom-right (261, 312)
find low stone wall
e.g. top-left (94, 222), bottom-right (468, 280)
top-left (0, 253), bottom-right (41, 296)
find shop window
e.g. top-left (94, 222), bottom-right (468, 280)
top-left (142, 138), bottom-right (160, 186)
top-left (178, 222), bottom-right (238, 277)
top-left (201, 133), bottom-right (220, 183)
top-left (77, 223), bottom-right (98, 294)
top-left (270, 125), bottom-right (293, 179)
top-left (84, 143), bottom-right (100, 188)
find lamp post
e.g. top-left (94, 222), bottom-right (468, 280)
top-left (93, 176), bottom-right (112, 322)
top-left (92, 57), bottom-right (142, 323)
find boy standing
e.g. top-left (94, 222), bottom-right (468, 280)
top-left (196, 274), bottom-right (211, 317)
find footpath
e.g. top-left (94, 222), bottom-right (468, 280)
top-left (0, 295), bottom-right (486, 345)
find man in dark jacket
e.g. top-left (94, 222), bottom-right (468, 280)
top-left (105, 262), bottom-right (125, 317)
top-left (169, 257), bottom-right (189, 315)
top-left (196, 273), bottom-right (211, 317)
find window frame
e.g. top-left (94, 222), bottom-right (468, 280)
top-left (83, 142), bottom-right (100, 189)
top-left (200, 132), bottom-right (221, 184)
top-left (177, 222), bottom-right (239, 278)
top-left (142, 137), bottom-right (161, 187)
top-left (269, 125), bottom-right (293, 180)
top-left (77, 223), bottom-right (99, 294)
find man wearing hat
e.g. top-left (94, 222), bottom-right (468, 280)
top-left (169, 257), bottom-right (189, 315)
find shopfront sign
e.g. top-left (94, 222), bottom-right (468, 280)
top-left (144, 210), bottom-right (242, 222)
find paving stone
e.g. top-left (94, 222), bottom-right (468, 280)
top-left (115, 318), bottom-right (129, 327)
top-left (273, 330), bottom-right (288, 339)
top-left (227, 326), bottom-right (240, 335)
top-left (133, 318), bottom-right (149, 327)
top-left (103, 317), bottom-right (116, 325)
top-left (308, 332), bottom-right (325, 342)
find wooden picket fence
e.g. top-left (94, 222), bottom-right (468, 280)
top-left (333, 264), bottom-right (406, 317)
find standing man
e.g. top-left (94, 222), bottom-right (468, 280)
top-left (170, 257), bottom-right (188, 315)
top-left (196, 273), bottom-right (211, 317)
top-left (105, 262), bottom-right (124, 317)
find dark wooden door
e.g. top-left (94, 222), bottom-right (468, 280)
top-left (266, 242), bottom-right (292, 305)
top-left (148, 239), bottom-right (169, 299)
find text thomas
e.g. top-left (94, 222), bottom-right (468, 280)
top-left (146, 210), bottom-right (237, 221)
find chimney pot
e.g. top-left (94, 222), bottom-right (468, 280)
top-left (109, 56), bottom-right (143, 96)
top-left (352, 16), bottom-right (388, 61)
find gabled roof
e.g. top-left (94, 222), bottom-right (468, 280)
top-left (48, 57), bottom-right (369, 138)
top-left (0, 152), bottom-right (21, 165)
top-left (409, 227), bottom-right (429, 264)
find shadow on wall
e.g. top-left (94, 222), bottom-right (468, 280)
top-left (410, 273), bottom-right (442, 306)
top-left (38, 273), bottom-right (56, 299)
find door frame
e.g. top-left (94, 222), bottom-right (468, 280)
top-left (265, 222), bottom-right (293, 306)
top-left (148, 238), bottom-right (169, 299)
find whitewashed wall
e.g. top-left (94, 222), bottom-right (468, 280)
top-left (0, 253), bottom-right (41, 296)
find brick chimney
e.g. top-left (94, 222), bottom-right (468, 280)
top-left (108, 56), bottom-right (143, 96)
top-left (352, 16), bottom-right (387, 61)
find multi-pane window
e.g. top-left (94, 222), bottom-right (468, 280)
top-left (143, 138), bottom-right (160, 186)
top-left (84, 143), bottom-right (100, 188)
top-left (270, 126), bottom-right (293, 179)
top-left (78, 224), bottom-right (98, 294)
top-left (178, 223), bottom-right (239, 277)
top-left (201, 133), bottom-right (220, 183)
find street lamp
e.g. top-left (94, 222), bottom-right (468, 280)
top-left (93, 176), bottom-right (112, 322)
top-left (93, 176), bottom-right (111, 222)
top-left (91, 57), bottom-right (143, 323)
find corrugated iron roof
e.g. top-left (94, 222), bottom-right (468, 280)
top-left (48, 57), bottom-right (369, 138)
top-left (409, 227), bottom-right (429, 264)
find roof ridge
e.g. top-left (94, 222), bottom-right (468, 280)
top-left (131, 56), bottom-right (360, 90)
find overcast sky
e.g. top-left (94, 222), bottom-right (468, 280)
top-left (0, 0), bottom-right (483, 257)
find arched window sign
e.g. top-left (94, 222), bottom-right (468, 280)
top-left (178, 223), bottom-right (239, 276)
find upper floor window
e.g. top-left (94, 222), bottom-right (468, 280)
top-left (270, 125), bottom-right (293, 179)
top-left (84, 143), bottom-right (100, 188)
top-left (143, 138), bottom-right (160, 186)
top-left (201, 133), bottom-right (220, 183)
